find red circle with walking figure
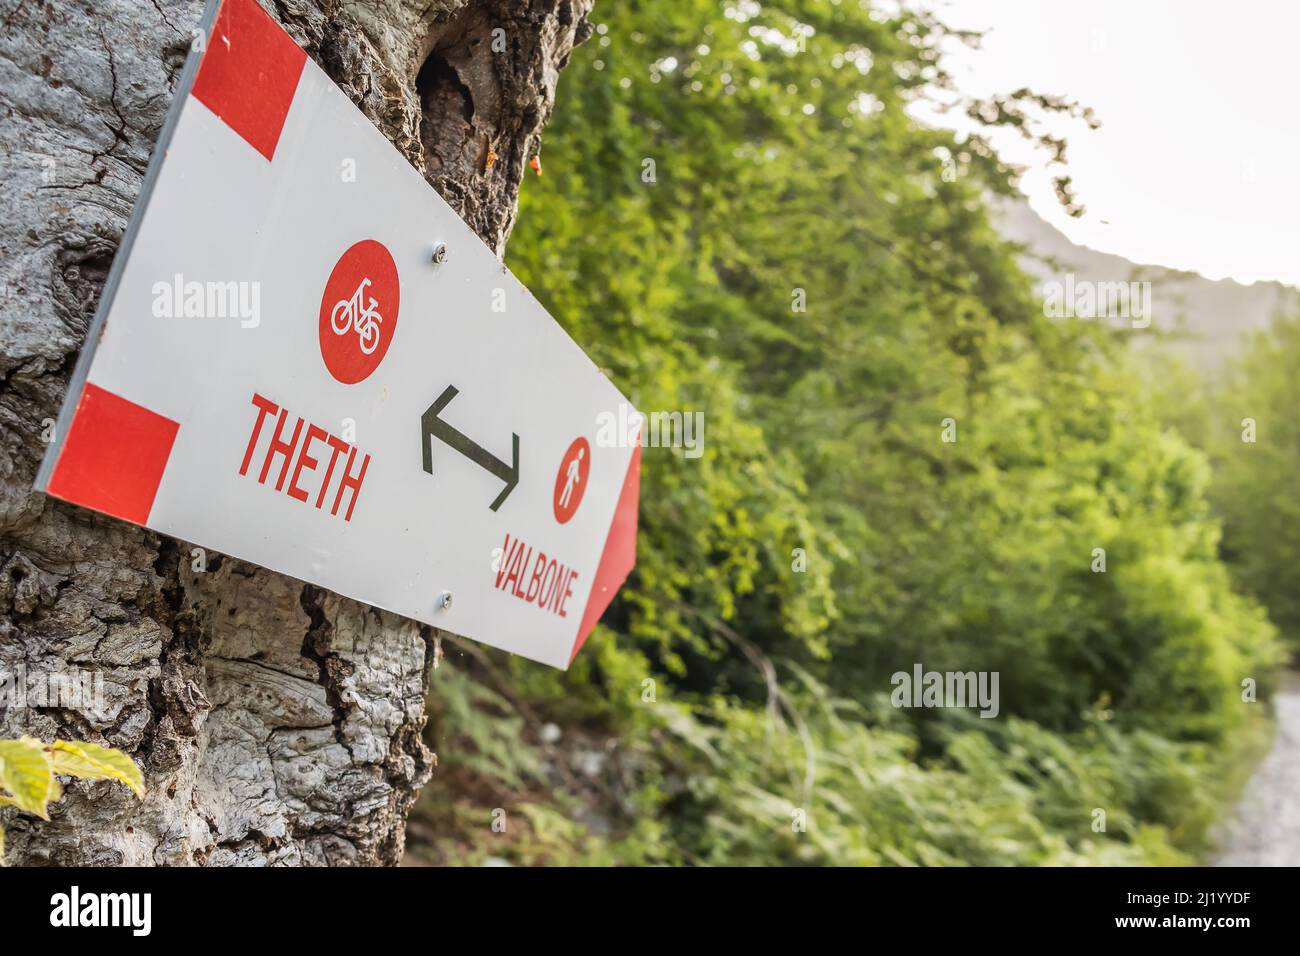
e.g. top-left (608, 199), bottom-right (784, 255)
top-left (553, 437), bottom-right (591, 524)
top-left (318, 239), bottom-right (400, 384)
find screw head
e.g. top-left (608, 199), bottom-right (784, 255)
top-left (431, 242), bottom-right (448, 266)
top-left (438, 590), bottom-right (453, 610)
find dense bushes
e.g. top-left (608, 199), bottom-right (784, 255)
top-left (1200, 314), bottom-right (1300, 653)
top-left (414, 649), bottom-right (1267, 865)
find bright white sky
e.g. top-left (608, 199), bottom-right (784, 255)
top-left (920, 0), bottom-right (1300, 287)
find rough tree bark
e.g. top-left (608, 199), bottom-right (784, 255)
top-left (0, 0), bottom-right (592, 865)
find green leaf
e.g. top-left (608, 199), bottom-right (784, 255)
top-left (49, 741), bottom-right (145, 799)
top-left (0, 738), bottom-right (54, 819)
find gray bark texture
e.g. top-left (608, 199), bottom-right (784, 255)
top-left (0, 0), bottom-right (592, 865)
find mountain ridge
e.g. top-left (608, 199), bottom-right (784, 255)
top-left (993, 197), bottom-right (1299, 369)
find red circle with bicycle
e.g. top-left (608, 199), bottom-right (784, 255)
top-left (318, 239), bottom-right (400, 384)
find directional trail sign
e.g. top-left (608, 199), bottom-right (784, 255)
top-left (35, 0), bottom-right (641, 669)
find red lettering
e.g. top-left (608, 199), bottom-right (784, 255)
top-left (525, 551), bottom-right (547, 603)
top-left (316, 434), bottom-right (350, 510)
top-left (495, 535), bottom-right (513, 589)
top-left (330, 447), bottom-right (369, 522)
top-left (539, 559), bottom-right (559, 609)
top-left (503, 544), bottom-right (523, 594)
top-left (490, 532), bottom-right (581, 619)
top-left (259, 408), bottom-right (303, 490)
top-left (237, 392), bottom-right (374, 525)
top-left (558, 570), bottom-right (578, 618)
top-left (240, 393), bottom-right (279, 476)
top-left (288, 424), bottom-right (327, 503)
top-left (513, 547), bottom-right (533, 597)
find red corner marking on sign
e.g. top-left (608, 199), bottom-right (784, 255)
top-left (190, 0), bottom-right (308, 162)
top-left (46, 383), bottom-right (180, 526)
top-left (570, 442), bottom-right (641, 664)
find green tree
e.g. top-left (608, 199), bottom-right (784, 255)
top-left (1203, 313), bottom-right (1300, 653)
top-left (410, 0), bottom-right (1279, 867)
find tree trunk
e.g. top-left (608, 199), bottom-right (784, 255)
top-left (0, 0), bottom-right (592, 866)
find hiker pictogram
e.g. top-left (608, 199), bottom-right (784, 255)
top-left (553, 437), bottom-right (590, 524)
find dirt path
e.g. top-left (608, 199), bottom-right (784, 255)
top-left (1215, 673), bottom-right (1300, 866)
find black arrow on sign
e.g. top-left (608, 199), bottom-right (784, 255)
top-left (420, 385), bottom-right (520, 511)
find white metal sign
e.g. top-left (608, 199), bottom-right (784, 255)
top-left (35, 0), bottom-right (641, 669)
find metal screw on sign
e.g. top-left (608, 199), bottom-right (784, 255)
top-left (438, 590), bottom-right (453, 610)
top-left (431, 242), bottom-right (448, 266)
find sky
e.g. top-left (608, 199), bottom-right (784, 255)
top-left (918, 0), bottom-right (1300, 288)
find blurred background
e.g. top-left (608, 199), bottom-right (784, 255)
top-left (403, 0), bottom-right (1300, 866)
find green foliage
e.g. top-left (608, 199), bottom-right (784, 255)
top-left (0, 738), bottom-right (56, 819)
top-left (408, 0), bottom-right (1280, 866)
top-left (1192, 313), bottom-right (1300, 652)
top-left (0, 737), bottom-right (144, 865)
top-left (416, 654), bottom-right (1265, 866)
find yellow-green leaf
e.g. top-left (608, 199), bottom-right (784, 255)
top-left (0, 738), bottom-right (54, 818)
top-left (49, 741), bottom-right (145, 799)
top-left (0, 822), bottom-right (6, 867)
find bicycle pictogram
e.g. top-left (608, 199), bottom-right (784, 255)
top-left (330, 277), bottom-right (383, 355)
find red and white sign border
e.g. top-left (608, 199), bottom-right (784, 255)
top-left (34, 0), bottom-right (639, 668)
